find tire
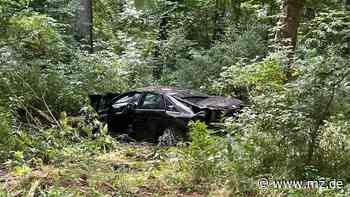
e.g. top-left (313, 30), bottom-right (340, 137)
top-left (158, 127), bottom-right (185, 146)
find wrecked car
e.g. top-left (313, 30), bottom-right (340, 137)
top-left (89, 86), bottom-right (242, 141)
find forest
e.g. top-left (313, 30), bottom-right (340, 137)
top-left (0, 0), bottom-right (350, 196)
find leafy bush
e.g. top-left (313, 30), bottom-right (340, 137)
top-left (209, 25), bottom-right (268, 69)
top-left (159, 25), bottom-right (268, 91)
top-left (225, 49), bottom-right (350, 180)
top-left (0, 9), bottom-right (152, 123)
top-left (300, 10), bottom-right (350, 55)
top-left (5, 13), bottom-right (72, 64)
top-left (212, 52), bottom-right (288, 99)
top-left (182, 121), bottom-right (223, 184)
top-left (72, 49), bottom-right (152, 94)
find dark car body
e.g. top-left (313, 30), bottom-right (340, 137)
top-left (89, 86), bottom-right (242, 140)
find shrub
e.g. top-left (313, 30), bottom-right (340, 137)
top-left (225, 49), bottom-right (350, 181)
top-left (300, 10), bottom-right (350, 55)
top-left (158, 25), bottom-right (268, 91)
top-left (182, 121), bottom-right (223, 184)
top-left (212, 52), bottom-right (288, 99)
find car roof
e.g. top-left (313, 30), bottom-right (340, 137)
top-left (137, 86), bottom-right (209, 98)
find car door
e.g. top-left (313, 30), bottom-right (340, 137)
top-left (107, 92), bottom-right (142, 133)
top-left (131, 92), bottom-right (166, 140)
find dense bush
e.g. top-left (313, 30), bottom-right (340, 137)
top-left (181, 121), bottom-right (223, 185)
top-left (1, 106), bottom-right (118, 166)
top-left (223, 49), bottom-right (350, 181)
top-left (300, 10), bottom-right (350, 54)
top-left (158, 23), bottom-right (268, 91)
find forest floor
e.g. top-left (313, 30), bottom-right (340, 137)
top-left (0, 142), bottom-right (224, 196)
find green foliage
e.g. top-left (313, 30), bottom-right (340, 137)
top-left (0, 0), bottom-right (350, 195)
top-left (300, 10), bottom-right (350, 55)
top-left (0, 108), bottom-right (10, 140)
top-left (0, 107), bottom-right (16, 162)
top-left (0, 11), bottom-right (80, 117)
top-left (5, 13), bottom-right (71, 63)
top-left (159, 24), bottom-right (268, 91)
top-left (182, 121), bottom-right (222, 184)
top-left (0, 103), bottom-right (118, 167)
top-left (213, 52), bottom-right (288, 99)
top-left (210, 25), bottom-right (268, 67)
top-left (225, 49), bottom-right (350, 181)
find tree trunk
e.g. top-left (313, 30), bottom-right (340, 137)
top-left (275, 0), bottom-right (305, 79)
top-left (77, 0), bottom-right (93, 53)
top-left (275, 0), bottom-right (305, 51)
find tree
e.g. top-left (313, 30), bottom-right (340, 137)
top-left (275, 0), bottom-right (305, 79)
top-left (275, 0), bottom-right (305, 51)
top-left (77, 0), bottom-right (93, 53)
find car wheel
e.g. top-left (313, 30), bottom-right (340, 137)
top-left (158, 127), bottom-right (185, 146)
